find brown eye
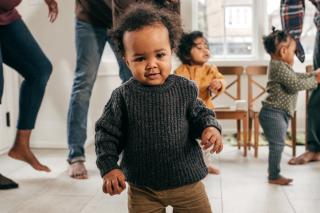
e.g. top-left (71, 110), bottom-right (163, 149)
top-left (156, 53), bottom-right (166, 59)
top-left (134, 57), bottom-right (145, 62)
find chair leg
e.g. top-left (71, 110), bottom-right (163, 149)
top-left (248, 117), bottom-right (252, 150)
top-left (291, 111), bottom-right (297, 157)
top-left (254, 116), bottom-right (259, 158)
top-left (243, 114), bottom-right (248, 157)
top-left (237, 120), bottom-right (241, 149)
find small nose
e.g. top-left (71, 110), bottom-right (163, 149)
top-left (146, 58), bottom-right (157, 70)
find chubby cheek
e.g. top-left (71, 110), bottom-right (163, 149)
top-left (161, 63), bottom-right (172, 77)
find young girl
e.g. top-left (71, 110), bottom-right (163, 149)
top-left (95, 3), bottom-right (223, 212)
top-left (175, 31), bottom-right (225, 175)
top-left (259, 27), bottom-right (320, 185)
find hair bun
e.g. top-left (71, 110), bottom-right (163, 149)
top-left (272, 26), bottom-right (276, 33)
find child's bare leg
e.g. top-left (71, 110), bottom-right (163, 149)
top-left (201, 142), bottom-right (220, 175)
top-left (268, 176), bottom-right (293, 185)
top-left (288, 151), bottom-right (320, 165)
top-left (207, 165), bottom-right (220, 175)
top-left (68, 161), bottom-right (88, 179)
top-left (8, 130), bottom-right (50, 172)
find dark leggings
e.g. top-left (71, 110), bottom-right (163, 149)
top-left (0, 19), bottom-right (52, 129)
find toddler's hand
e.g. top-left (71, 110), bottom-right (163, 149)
top-left (102, 169), bottom-right (126, 196)
top-left (315, 68), bottom-right (320, 83)
top-left (200, 127), bottom-right (223, 154)
top-left (209, 80), bottom-right (222, 92)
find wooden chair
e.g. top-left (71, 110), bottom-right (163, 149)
top-left (213, 66), bottom-right (248, 157)
top-left (246, 65), bottom-right (297, 157)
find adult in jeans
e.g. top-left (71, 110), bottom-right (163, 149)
top-left (280, 0), bottom-right (320, 165)
top-left (67, 0), bottom-right (132, 179)
top-left (0, 0), bottom-right (58, 189)
top-left (68, 0), bottom-right (180, 179)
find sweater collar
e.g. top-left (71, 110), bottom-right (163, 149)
top-left (129, 75), bottom-right (176, 93)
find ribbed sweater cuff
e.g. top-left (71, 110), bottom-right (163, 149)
top-left (97, 160), bottom-right (121, 178)
top-left (200, 117), bottom-right (222, 134)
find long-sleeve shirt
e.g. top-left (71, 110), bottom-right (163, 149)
top-left (262, 60), bottom-right (318, 116)
top-left (75, 0), bottom-right (113, 28)
top-left (75, 0), bottom-right (180, 29)
top-left (0, 0), bottom-right (21, 25)
top-left (95, 75), bottom-right (221, 190)
top-left (175, 64), bottom-right (225, 109)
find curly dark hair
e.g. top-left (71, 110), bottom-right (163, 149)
top-left (110, 2), bottom-right (182, 57)
top-left (176, 31), bottom-right (207, 65)
top-left (263, 26), bottom-right (290, 55)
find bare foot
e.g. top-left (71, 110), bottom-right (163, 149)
top-left (313, 152), bottom-right (320, 161)
top-left (69, 162), bottom-right (88, 179)
top-left (208, 165), bottom-right (220, 175)
top-left (8, 147), bottom-right (51, 172)
top-left (288, 151), bottom-right (320, 165)
top-left (268, 176), bottom-right (293, 185)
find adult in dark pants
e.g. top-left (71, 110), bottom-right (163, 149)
top-left (280, 0), bottom-right (320, 165)
top-left (68, 0), bottom-right (180, 179)
top-left (0, 0), bottom-right (58, 189)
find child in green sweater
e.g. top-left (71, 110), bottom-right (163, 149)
top-left (259, 27), bottom-right (320, 185)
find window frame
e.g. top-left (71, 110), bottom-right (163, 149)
top-left (191, 0), bottom-right (314, 64)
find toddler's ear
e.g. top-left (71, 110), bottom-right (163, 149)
top-left (123, 56), bottom-right (130, 67)
top-left (279, 46), bottom-right (287, 58)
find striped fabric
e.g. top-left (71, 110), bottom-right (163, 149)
top-left (280, 0), bottom-right (320, 62)
top-left (310, 0), bottom-right (320, 29)
top-left (281, 0), bottom-right (305, 62)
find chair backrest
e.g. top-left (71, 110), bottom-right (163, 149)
top-left (213, 66), bottom-right (244, 100)
top-left (246, 66), bottom-right (268, 111)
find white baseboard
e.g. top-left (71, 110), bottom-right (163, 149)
top-left (30, 135), bottom-right (95, 149)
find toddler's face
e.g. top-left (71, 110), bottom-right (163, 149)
top-left (123, 23), bottom-right (172, 86)
top-left (190, 37), bottom-right (210, 65)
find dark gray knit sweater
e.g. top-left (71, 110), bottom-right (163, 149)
top-left (95, 75), bottom-right (222, 190)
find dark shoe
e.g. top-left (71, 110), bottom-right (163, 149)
top-left (0, 173), bottom-right (19, 190)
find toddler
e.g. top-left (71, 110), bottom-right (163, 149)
top-left (95, 3), bottom-right (223, 212)
top-left (259, 27), bottom-right (320, 185)
top-left (175, 31), bottom-right (225, 174)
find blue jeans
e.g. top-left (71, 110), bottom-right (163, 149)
top-left (306, 30), bottom-right (320, 152)
top-left (0, 19), bottom-right (52, 129)
top-left (259, 106), bottom-right (290, 180)
top-left (67, 20), bottom-right (132, 163)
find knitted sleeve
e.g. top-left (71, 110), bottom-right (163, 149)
top-left (95, 88), bottom-right (126, 177)
top-left (187, 81), bottom-right (222, 138)
top-left (271, 62), bottom-right (318, 93)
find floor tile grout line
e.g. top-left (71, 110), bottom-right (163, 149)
top-left (218, 155), bottom-right (224, 213)
top-left (282, 186), bottom-right (297, 213)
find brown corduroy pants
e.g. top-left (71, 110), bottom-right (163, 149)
top-left (128, 181), bottom-right (212, 213)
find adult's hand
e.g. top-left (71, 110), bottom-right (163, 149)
top-left (44, 0), bottom-right (58, 22)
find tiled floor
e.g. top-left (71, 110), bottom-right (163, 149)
top-left (1, 144), bottom-right (320, 213)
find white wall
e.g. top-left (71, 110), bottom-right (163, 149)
top-left (10, 0), bottom-right (310, 150)
top-left (16, 0), bottom-right (111, 149)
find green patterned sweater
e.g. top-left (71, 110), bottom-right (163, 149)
top-left (262, 60), bottom-right (318, 116)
